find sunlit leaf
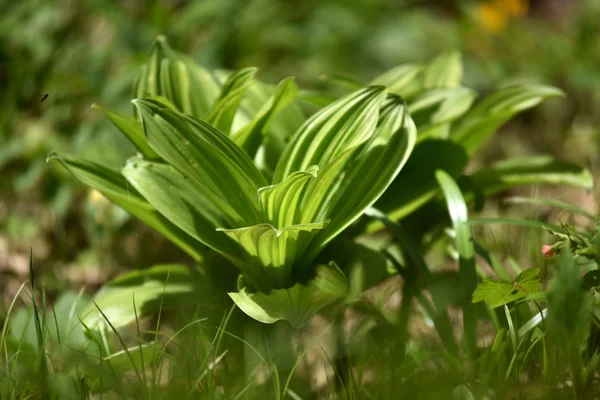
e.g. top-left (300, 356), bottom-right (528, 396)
top-left (452, 84), bottom-right (564, 154)
top-left (472, 268), bottom-right (542, 308)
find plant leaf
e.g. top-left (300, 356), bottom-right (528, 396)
top-left (133, 36), bottom-right (220, 118)
top-left (274, 86), bottom-right (387, 183)
top-left (218, 221), bottom-right (328, 291)
top-left (423, 50), bottom-right (463, 89)
top-left (122, 158), bottom-right (244, 259)
top-left (92, 104), bottom-right (160, 159)
top-left (229, 262), bottom-right (347, 328)
top-left (80, 264), bottom-right (212, 329)
top-left (133, 99), bottom-right (267, 224)
top-left (472, 268), bottom-right (542, 308)
top-left (232, 77), bottom-right (299, 159)
top-left (47, 153), bottom-right (206, 261)
top-left (205, 67), bottom-right (257, 134)
top-left (467, 156), bottom-right (594, 194)
top-left (452, 84), bottom-right (565, 154)
top-left (370, 64), bottom-right (424, 98)
top-left (307, 96), bottom-right (416, 258)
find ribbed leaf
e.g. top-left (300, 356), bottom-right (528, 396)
top-left (423, 51), bottom-right (463, 89)
top-left (307, 96), bottom-right (417, 258)
top-left (472, 268), bottom-right (541, 309)
top-left (92, 104), bottom-right (159, 159)
top-left (122, 158), bottom-right (243, 260)
top-left (258, 165), bottom-right (318, 228)
top-left (205, 68), bottom-right (257, 134)
top-left (370, 64), bottom-right (424, 98)
top-left (408, 87), bottom-right (476, 141)
top-left (229, 262), bottom-right (347, 327)
top-left (452, 84), bottom-right (565, 154)
top-left (133, 36), bottom-right (220, 118)
top-left (274, 86), bottom-right (387, 182)
top-left (133, 99), bottom-right (266, 225)
top-left (232, 77), bottom-right (299, 159)
top-left (47, 154), bottom-right (206, 261)
top-left (218, 221), bottom-right (328, 290)
top-left (468, 156), bottom-right (594, 196)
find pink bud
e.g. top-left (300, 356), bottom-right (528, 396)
top-left (541, 244), bottom-right (554, 257)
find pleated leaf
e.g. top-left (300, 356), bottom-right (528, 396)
top-left (452, 84), bottom-right (565, 154)
top-left (274, 86), bottom-right (387, 183)
top-left (133, 99), bottom-right (266, 225)
top-left (47, 153), bottom-right (206, 261)
top-left (423, 51), bottom-right (463, 89)
top-left (205, 68), bottom-right (257, 134)
top-left (218, 220), bottom-right (328, 290)
top-left (307, 96), bottom-right (417, 258)
top-left (232, 77), bottom-right (299, 159)
top-left (92, 104), bottom-right (159, 159)
top-left (258, 165), bottom-right (318, 228)
top-left (122, 158), bottom-right (244, 260)
top-left (229, 262), bottom-right (347, 327)
top-left (133, 36), bottom-right (220, 118)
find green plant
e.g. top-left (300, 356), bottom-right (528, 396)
top-left (49, 37), bottom-right (592, 330)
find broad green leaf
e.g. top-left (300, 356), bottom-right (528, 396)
top-left (133, 35), bottom-right (220, 118)
top-left (472, 268), bottom-right (542, 308)
top-left (423, 51), bottom-right (463, 89)
top-left (47, 153), bottom-right (207, 261)
top-left (92, 104), bottom-right (159, 159)
top-left (408, 87), bottom-right (476, 141)
top-left (80, 264), bottom-right (212, 329)
top-left (104, 343), bottom-right (156, 375)
top-left (436, 170), bottom-right (477, 354)
top-left (467, 156), bottom-right (594, 195)
top-left (122, 158), bottom-right (244, 259)
top-left (205, 68), bottom-right (257, 134)
top-left (218, 221), bottom-right (328, 291)
top-left (258, 166), bottom-right (318, 228)
top-left (452, 84), bottom-right (565, 154)
top-left (133, 99), bottom-right (267, 224)
top-left (274, 86), bottom-right (387, 182)
top-left (370, 64), bottom-right (424, 98)
top-left (547, 249), bottom-right (591, 354)
top-left (232, 77), bottom-right (299, 159)
top-left (307, 96), bottom-right (416, 258)
top-left (368, 140), bottom-right (468, 232)
top-left (229, 262), bottom-right (347, 328)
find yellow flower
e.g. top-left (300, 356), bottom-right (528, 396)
top-left (477, 0), bottom-right (529, 34)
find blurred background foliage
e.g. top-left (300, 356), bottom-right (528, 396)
top-left (1, 0), bottom-right (599, 309)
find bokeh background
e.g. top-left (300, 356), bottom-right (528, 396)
top-left (2, 0), bottom-right (600, 311)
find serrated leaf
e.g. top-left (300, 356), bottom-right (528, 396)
top-left (232, 77), bottom-right (299, 159)
top-left (92, 104), bottom-right (159, 159)
top-left (229, 262), bottom-right (347, 327)
top-left (452, 84), bottom-right (565, 154)
top-left (218, 221), bottom-right (328, 290)
top-left (133, 36), bottom-right (220, 118)
top-left (472, 268), bottom-right (542, 308)
top-left (133, 99), bottom-right (267, 225)
top-left (274, 86), bottom-right (387, 182)
top-left (205, 68), bottom-right (257, 134)
top-left (122, 158), bottom-right (244, 260)
top-left (47, 153), bottom-right (206, 261)
top-left (307, 96), bottom-right (416, 258)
